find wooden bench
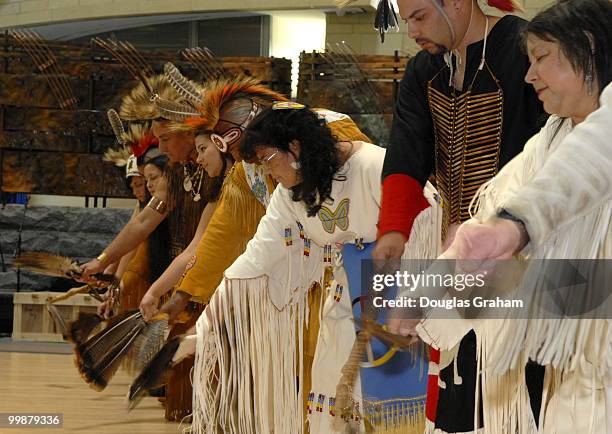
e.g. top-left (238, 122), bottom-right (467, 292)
top-left (12, 291), bottom-right (100, 342)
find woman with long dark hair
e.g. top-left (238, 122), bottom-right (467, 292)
top-left (176, 104), bottom-right (440, 434)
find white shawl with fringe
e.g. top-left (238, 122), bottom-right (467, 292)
top-left (418, 84), bottom-right (612, 433)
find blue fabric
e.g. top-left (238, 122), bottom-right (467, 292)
top-left (0, 193), bottom-right (28, 204)
top-left (342, 242), bottom-right (427, 419)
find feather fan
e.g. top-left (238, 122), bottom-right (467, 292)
top-left (12, 252), bottom-right (82, 279)
top-left (67, 312), bottom-right (104, 345)
top-left (45, 303), bottom-right (68, 339)
top-left (74, 310), bottom-right (168, 391)
top-left (122, 316), bottom-right (169, 375)
top-left (13, 252), bottom-right (117, 290)
top-left (127, 335), bottom-right (181, 409)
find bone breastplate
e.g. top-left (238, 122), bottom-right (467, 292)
top-left (428, 62), bottom-right (503, 240)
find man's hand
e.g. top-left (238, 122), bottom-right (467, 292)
top-left (372, 231), bottom-right (407, 261)
top-left (140, 291), bottom-right (160, 321)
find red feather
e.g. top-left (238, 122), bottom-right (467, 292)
top-left (487, 0), bottom-right (519, 12)
top-left (184, 116), bottom-right (206, 129)
top-left (131, 133), bottom-right (159, 157)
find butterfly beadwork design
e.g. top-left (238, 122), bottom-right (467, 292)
top-left (318, 198), bottom-right (350, 234)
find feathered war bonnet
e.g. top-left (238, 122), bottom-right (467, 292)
top-left (338, 0), bottom-right (523, 42)
top-left (103, 108), bottom-right (160, 181)
top-left (118, 74), bottom-right (201, 123)
top-left (161, 62), bottom-right (289, 155)
top-left (115, 73), bottom-right (199, 179)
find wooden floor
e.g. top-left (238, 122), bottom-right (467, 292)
top-left (0, 351), bottom-right (184, 433)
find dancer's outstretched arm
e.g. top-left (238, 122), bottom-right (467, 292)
top-left (82, 201), bottom-right (169, 276)
top-left (139, 201), bottom-right (217, 320)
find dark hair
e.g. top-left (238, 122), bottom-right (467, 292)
top-left (142, 154), bottom-right (171, 282)
top-left (204, 158), bottom-right (227, 202)
top-left (241, 107), bottom-right (344, 216)
top-left (143, 154), bottom-right (169, 173)
top-left (525, 0), bottom-right (612, 97)
top-left (126, 176), bottom-right (146, 209)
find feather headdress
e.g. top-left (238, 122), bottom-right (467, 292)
top-left (104, 109), bottom-right (158, 177)
top-left (103, 145), bottom-right (133, 168)
top-left (123, 123), bottom-right (159, 158)
top-left (156, 60), bottom-right (289, 153)
top-left (107, 109), bottom-right (126, 145)
top-left (163, 62), bottom-right (202, 107)
top-left (118, 75), bottom-right (200, 122)
top-left (171, 76), bottom-right (288, 134)
top-left (119, 75), bottom-right (174, 121)
top-left (104, 109), bottom-right (137, 170)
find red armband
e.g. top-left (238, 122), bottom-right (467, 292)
top-left (377, 174), bottom-right (430, 239)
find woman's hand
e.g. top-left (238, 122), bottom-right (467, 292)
top-left (386, 318), bottom-right (421, 341)
top-left (444, 219), bottom-right (526, 274)
top-left (81, 259), bottom-right (105, 278)
top-left (140, 291), bottom-right (160, 321)
top-left (97, 300), bottom-right (113, 319)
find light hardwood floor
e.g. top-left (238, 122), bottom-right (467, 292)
top-left (0, 351), bottom-right (184, 433)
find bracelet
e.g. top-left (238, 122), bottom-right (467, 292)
top-left (497, 208), bottom-right (529, 250)
top-left (96, 252), bottom-right (109, 265)
top-left (147, 196), bottom-right (168, 214)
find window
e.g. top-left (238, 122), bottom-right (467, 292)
top-left (198, 16), bottom-right (269, 56)
top-left (69, 15), bottom-right (269, 55)
top-left (72, 21), bottom-right (190, 51)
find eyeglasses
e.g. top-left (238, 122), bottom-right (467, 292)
top-left (259, 150), bottom-right (280, 173)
